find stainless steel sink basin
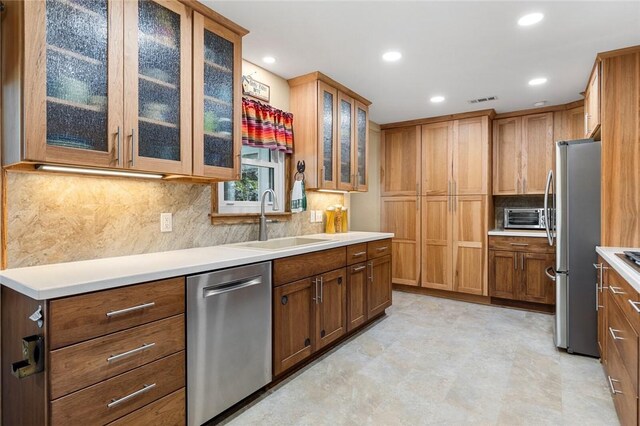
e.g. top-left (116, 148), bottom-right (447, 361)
top-left (234, 237), bottom-right (329, 251)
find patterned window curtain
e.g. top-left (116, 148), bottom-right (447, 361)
top-left (242, 98), bottom-right (294, 153)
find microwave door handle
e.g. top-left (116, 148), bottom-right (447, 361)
top-left (544, 170), bottom-right (554, 246)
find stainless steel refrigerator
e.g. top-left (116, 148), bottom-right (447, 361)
top-left (544, 139), bottom-right (601, 357)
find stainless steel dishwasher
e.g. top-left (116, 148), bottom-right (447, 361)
top-left (187, 262), bottom-right (272, 426)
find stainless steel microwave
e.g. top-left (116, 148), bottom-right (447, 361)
top-left (504, 208), bottom-right (547, 229)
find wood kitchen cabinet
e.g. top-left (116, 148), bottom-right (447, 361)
top-left (488, 236), bottom-right (555, 306)
top-left (421, 121), bottom-right (452, 196)
top-left (315, 268), bottom-right (347, 350)
top-left (380, 197), bottom-right (420, 286)
top-left (421, 196), bottom-right (452, 291)
top-left (347, 262), bottom-right (368, 331)
top-left (380, 126), bottom-right (421, 196)
top-left (493, 113), bottom-right (554, 195)
top-left (584, 61), bottom-right (601, 139)
top-left (2, 0), bottom-right (246, 179)
top-left (288, 72), bottom-right (371, 191)
top-left (368, 255), bottom-right (392, 318)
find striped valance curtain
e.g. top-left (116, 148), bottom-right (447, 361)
top-left (242, 98), bottom-right (294, 153)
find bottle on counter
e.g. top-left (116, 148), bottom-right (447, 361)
top-left (325, 207), bottom-right (336, 234)
top-left (341, 207), bottom-right (348, 233)
top-left (334, 205), bottom-right (343, 233)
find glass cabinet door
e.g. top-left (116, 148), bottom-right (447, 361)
top-left (192, 12), bottom-right (241, 179)
top-left (317, 81), bottom-right (337, 189)
top-left (355, 101), bottom-right (369, 191)
top-left (337, 92), bottom-right (354, 191)
top-left (124, 0), bottom-right (191, 174)
top-left (30, 0), bottom-right (123, 167)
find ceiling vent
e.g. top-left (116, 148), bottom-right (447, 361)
top-left (468, 96), bottom-right (497, 104)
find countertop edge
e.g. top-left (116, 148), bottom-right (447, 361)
top-left (0, 232), bottom-right (394, 300)
top-left (596, 246), bottom-right (640, 293)
top-left (488, 229), bottom-right (549, 238)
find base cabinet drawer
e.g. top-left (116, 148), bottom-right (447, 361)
top-left (346, 244), bottom-right (368, 265)
top-left (606, 332), bottom-right (638, 426)
top-left (50, 351), bottom-right (185, 426)
top-left (607, 293), bottom-right (639, 390)
top-left (49, 277), bottom-right (185, 349)
top-left (50, 315), bottom-right (185, 399)
top-left (488, 236), bottom-right (554, 253)
top-left (367, 239), bottom-right (392, 259)
top-left (107, 388), bottom-right (185, 426)
top-left (608, 268), bottom-right (640, 333)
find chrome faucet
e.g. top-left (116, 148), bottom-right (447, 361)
top-left (259, 189), bottom-right (279, 241)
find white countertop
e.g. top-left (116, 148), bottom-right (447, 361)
top-left (488, 229), bottom-right (548, 238)
top-left (0, 232), bottom-right (394, 300)
top-left (596, 247), bottom-right (640, 293)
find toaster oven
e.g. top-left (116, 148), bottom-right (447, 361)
top-left (504, 208), bottom-right (547, 229)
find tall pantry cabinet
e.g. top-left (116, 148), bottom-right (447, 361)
top-left (380, 113), bottom-right (492, 295)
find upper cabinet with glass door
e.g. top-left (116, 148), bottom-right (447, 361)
top-left (124, 0), bottom-right (192, 175)
top-left (192, 11), bottom-right (242, 179)
top-left (288, 72), bottom-right (371, 192)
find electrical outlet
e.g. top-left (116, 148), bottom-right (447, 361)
top-left (310, 210), bottom-right (316, 223)
top-left (316, 210), bottom-right (324, 223)
top-left (160, 213), bottom-right (172, 232)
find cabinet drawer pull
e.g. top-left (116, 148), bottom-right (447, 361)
top-left (368, 261), bottom-right (374, 282)
top-left (629, 300), bottom-right (640, 313)
top-left (609, 327), bottom-right (624, 340)
top-left (106, 302), bottom-right (156, 317)
top-left (352, 251), bottom-right (366, 258)
top-left (107, 342), bottom-right (156, 363)
top-left (352, 265), bottom-right (366, 272)
top-left (108, 383), bottom-right (156, 408)
top-left (376, 246), bottom-right (388, 252)
top-left (608, 376), bottom-right (622, 395)
top-left (609, 286), bottom-right (626, 295)
top-left (509, 243), bottom-right (529, 246)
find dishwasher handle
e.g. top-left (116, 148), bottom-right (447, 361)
top-left (203, 276), bottom-right (262, 298)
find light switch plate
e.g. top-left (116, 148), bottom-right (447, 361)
top-left (160, 213), bottom-right (172, 232)
top-left (310, 210), bottom-right (316, 223)
top-left (316, 210), bottom-right (324, 223)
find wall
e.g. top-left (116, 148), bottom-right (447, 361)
top-left (350, 122), bottom-right (381, 231)
top-left (4, 61), bottom-right (343, 268)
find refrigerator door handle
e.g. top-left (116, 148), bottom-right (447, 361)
top-left (545, 266), bottom-right (556, 281)
top-left (544, 169), bottom-right (554, 247)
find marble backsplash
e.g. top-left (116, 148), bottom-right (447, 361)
top-left (5, 172), bottom-right (343, 268)
top-left (493, 195), bottom-right (545, 229)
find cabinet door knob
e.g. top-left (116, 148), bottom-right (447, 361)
top-left (281, 296), bottom-right (288, 305)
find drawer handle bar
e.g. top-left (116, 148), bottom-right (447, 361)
top-left (607, 376), bottom-right (622, 395)
top-left (376, 247), bottom-right (388, 252)
top-left (629, 300), bottom-right (640, 313)
top-left (106, 302), bottom-right (155, 317)
top-left (509, 243), bottom-right (529, 246)
top-left (108, 383), bottom-right (156, 408)
top-left (609, 286), bottom-right (626, 295)
top-left (352, 251), bottom-right (367, 257)
top-left (107, 342), bottom-right (156, 363)
top-left (352, 265), bottom-right (366, 272)
top-left (609, 327), bottom-right (624, 340)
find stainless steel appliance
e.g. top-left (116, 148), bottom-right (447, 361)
top-left (544, 139), bottom-right (601, 356)
top-left (504, 208), bottom-right (547, 229)
top-left (187, 262), bottom-right (272, 425)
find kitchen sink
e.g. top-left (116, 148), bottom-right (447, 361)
top-left (234, 237), bottom-right (329, 251)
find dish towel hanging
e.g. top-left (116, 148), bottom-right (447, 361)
top-left (242, 98), bottom-right (294, 153)
top-left (291, 179), bottom-right (306, 213)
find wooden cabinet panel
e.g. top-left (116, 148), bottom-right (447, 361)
top-left (354, 101), bottom-right (370, 191)
top-left (564, 105), bottom-right (586, 140)
top-left (273, 247), bottom-right (346, 286)
top-left (367, 238), bottom-right (392, 260)
top-left (347, 262), bottom-right (368, 331)
top-left (50, 351), bottom-right (185, 426)
top-left (493, 117), bottom-right (521, 195)
top-left (317, 81), bottom-right (338, 189)
top-left (368, 255), bottom-right (392, 318)
top-left (453, 117), bottom-right (489, 195)
top-left (606, 329), bottom-right (638, 426)
top-left (519, 252), bottom-right (555, 304)
top-left (521, 113), bottom-right (554, 194)
top-left (597, 259), bottom-right (608, 361)
top-left (488, 236), bottom-right (555, 254)
top-left (607, 292), bottom-right (639, 391)
top-left (585, 62), bottom-right (601, 138)
top-left (50, 315), bottom-right (184, 399)
top-left (107, 388), bottom-right (185, 426)
top-left (380, 197), bottom-right (420, 286)
top-left (421, 196), bottom-right (452, 291)
top-left (452, 196), bottom-right (486, 295)
top-left (315, 268), bottom-right (347, 350)
top-left (607, 267), bottom-right (640, 333)
top-left (421, 121), bottom-right (452, 196)
top-left (346, 243), bottom-right (368, 265)
top-left (49, 277), bottom-right (185, 349)
top-left (192, 12), bottom-right (242, 179)
top-left (380, 126), bottom-right (421, 196)
top-left (489, 251), bottom-right (518, 299)
top-left (273, 278), bottom-right (314, 376)
top-left (337, 91), bottom-right (355, 191)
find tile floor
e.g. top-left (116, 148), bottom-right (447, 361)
top-left (221, 291), bottom-right (618, 425)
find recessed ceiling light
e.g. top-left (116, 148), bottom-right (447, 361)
top-left (382, 51), bottom-right (402, 62)
top-left (528, 77), bottom-right (548, 86)
top-left (262, 56), bottom-right (276, 64)
top-left (430, 96), bottom-right (445, 103)
top-left (534, 101), bottom-right (547, 107)
top-left (518, 12), bottom-right (544, 26)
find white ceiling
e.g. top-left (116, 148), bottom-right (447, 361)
top-left (204, 1), bottom-right (640, 124)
